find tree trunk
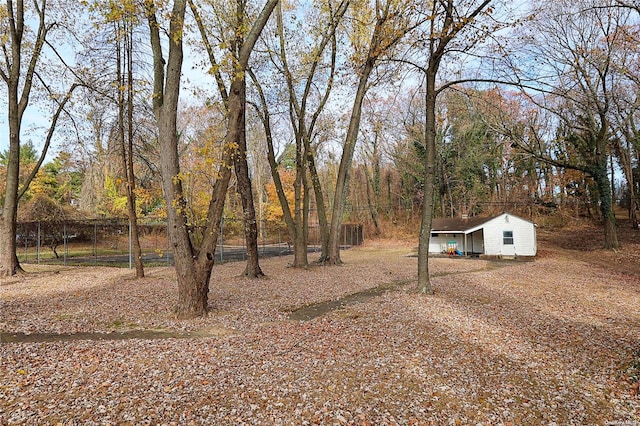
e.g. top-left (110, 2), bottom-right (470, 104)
top-left (616, 133), bottom-right (639, 230)
top-left (234, 78), bottom-right (264, 278)
top-left (364, 165), bottom-right (380, 234)
top-left (322, 0), bottom-right (408, 264)
top-left (0, 215), bottom-right (20, 277)
top-left (166, 76), bottom-right (249, 318)
top-left (305, 142), bottom-right (329, 261)
top-left (417, 70), bottom-right (438, 295)
top-left (625, 166), bottom-right (638, 230)
top-left (324, 59), bottom-right (375, 265)
top-left (625, 147), bottom-right (638, 229)
top-left (0, 1), bottom-right (43, 277)
top-left (293, 165), bottom-right (309, 266)
top-left (174, 259), bottom-right (212, 317)
top-left (126, 20), bottom-right (145, 278)
top-left (362, 135), bottom-right (381, 234)
top-left (148, 0), bottom-right (210, 318)
top-left (127, 206), bottom-right (144, 277)
top-left (148, 0), bottom-right (277, 318)
top-left (248, 67), bottom-right (302, 265)
top-left (117, 19), bottom-right (144, 278)
top-left (159, 115), bottom-right (210, 317)
top-left (273, 1), bottom-right (347, 264)
top-left (631, 196), bottom-right (639, 230)
top-left (292, 133), bottom-right (308, 267)
top-left (0, 105), bottom-right (22, 277)
top-left (593, 153), bottom-right (620, 249)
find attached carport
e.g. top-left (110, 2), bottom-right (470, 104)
top-left (429, 216), bottom-right (489, 255)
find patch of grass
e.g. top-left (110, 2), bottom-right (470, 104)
top-left (17, 248), bottom-right (121, 261)
top-left (108, 320), bottom-right (141, 329)
top-left (111, 320), bottom-right (124, 328)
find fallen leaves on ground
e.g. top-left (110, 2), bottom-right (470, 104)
top-left (1, 237), bottom-right (639, 425)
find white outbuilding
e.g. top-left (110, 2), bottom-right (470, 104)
top-left (429, 212), bottom-right (537, 258)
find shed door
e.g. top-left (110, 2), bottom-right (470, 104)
top-left (502, 230), bottom-right (515, 256)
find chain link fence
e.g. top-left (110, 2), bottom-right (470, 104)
top-left (16, 218), bottom-right (363, 267)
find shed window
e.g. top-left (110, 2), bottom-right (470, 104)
top-left (503, 230), bottom-right (514, 245)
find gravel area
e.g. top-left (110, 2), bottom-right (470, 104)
top-left (1, 240), bottom-right (639, 425)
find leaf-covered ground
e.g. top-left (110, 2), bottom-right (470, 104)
top-left (1, 226), bottom-right (639, 425)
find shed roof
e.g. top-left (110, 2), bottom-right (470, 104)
top-left (431, 216), bottom-right (493, 233)
top-left (431, 212), bottom-right (536, 234)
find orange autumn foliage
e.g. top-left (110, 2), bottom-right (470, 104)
top-left (263, 169), bottom-right (296, 222)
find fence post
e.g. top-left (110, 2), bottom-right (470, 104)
top-left (23, 227), bottom-right (27, 262)
top-left (129, 220), bottom-right (132, 269)
top-left (63, 222), bottom-right (67, 265)
top-left (343, 223), bottom-right (346, 248)
top-left (242, 219), bottom-right (246, 261)
top-left (94, 222), bottom-right (98, 264)
top-left (219, 217), bottom-right (224, 263)
top-left (261, 219), bottom-right (265, 256)
top-left (166, 222), bottom-right (170, 266)
top-left (37, 221), bottom-right (41, 264)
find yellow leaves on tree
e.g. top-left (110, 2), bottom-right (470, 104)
top-left (29, 170), bottom-right (58, 199)
top-left (0, 5), bottom-right (9, 45)
top-left (177, 127), bottom-right (226, 226)
top-left (104, 174), bottom-right (128, 215)
top-left (88, 0), bottom-right (139, 23)
top-left (348, 0), bottom-right (375, 58)
top-left (264, 169), bottom-right (295, 222)
top-left (102, 174), bottom-right (162, 218)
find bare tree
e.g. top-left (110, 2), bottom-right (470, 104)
top-left (323, 0), bottom-right (423, 265)
top-left (500, 0), bottom-right (631, 249)
top-left (189, 0), bottom-right (281, 278)
top-left (0, 0), bottom-right (79, 276)
top-left (111, 4), bottom-right (145, 277)
top-left (261, 0), bottom-right (349, 267)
